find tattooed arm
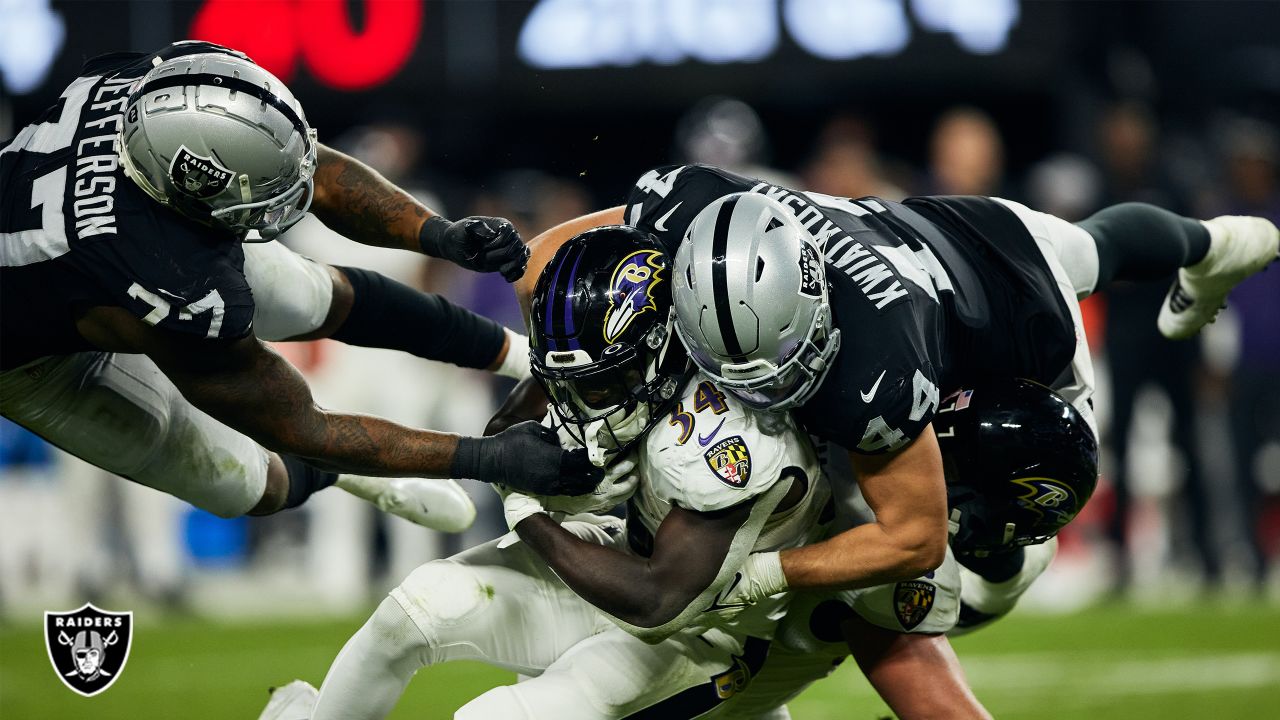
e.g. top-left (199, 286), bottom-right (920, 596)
top-left (77, 305), bottom-right (457, 475)
top-left (309, 143), bottom-right (432, 253)
top-left (72, 306), bottom-right (594, 491)
top-left (309, 143), bottom-right (529, 280)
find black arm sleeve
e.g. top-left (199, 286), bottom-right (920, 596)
top-left (331, 265), bottom-right (505, 370)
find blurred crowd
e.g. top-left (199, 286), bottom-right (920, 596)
top-left (1, 90), bottom-right (1277, 619)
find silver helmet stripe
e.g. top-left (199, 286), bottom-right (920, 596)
top-left (118, 52), bottom-right (316, 239)
top-left (134, 73), bottom-right (310, 139)
top-left (674, 191), bottom-right (841, 411)
top-left (710, 194), bottom-right (747, 362)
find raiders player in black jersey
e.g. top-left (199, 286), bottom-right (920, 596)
top-left (653, 163), bottom-right (1271, 603)
top-left (0, 41), bottom-right (597, 527)
top-left (513, 162), bottom-right (1276, 719)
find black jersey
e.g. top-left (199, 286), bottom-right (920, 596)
top-left (0, 43), bottom-right (255, 371)
top-left (625, 164), bottom-right (1074, 455)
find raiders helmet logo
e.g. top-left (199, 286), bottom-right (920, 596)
top-left (603, 250), bottom-right (665, 343)
top-left (893, 580), bottom-right (936, 631)
top-left (169, 145), bottom-right (235, 199)
top-left (798, 243), bottom-right (823, 298)
top-left (704, 435), bottom-right (752, 488)
top-left (44, 603), bottom-right (133, 697)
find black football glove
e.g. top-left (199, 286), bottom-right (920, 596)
top-left (451, 421), bottom-right (602, 496)
top-left (419, 215), bottom-right (529, 282)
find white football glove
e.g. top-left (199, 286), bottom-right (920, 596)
top-left (701, 552), bottom-right (789, 627)
top-left (493, 484), bottom-right (547, 532)
top-left (543, 454), bottom-right (639, 515)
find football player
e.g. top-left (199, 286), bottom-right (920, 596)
top-left (263, 227), bottom-right (837, 720)
top-left (703, 378), bottom-right (1098, 719)
top-left (0, 41), bottom-right (597, 529)
top-left (514, 162), bottom-right (1276, 603)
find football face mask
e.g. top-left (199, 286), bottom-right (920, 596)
top-left (528, 226), bottom-right (691, 466)
top-left (535, 325), bottom-right (681, 466)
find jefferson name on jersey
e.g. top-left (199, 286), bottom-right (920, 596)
top-left (2, 43), bottom-right (256, 371)
top-left (72, 73), bottom-right (137, 239)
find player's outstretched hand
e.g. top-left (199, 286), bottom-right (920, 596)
top-left (419, 215), bottom-right (530, 282)
top-left (452, 421), bottom-right (602, 495)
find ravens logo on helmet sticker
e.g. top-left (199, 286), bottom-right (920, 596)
top-left (603, 249), bottom-right (666, 343)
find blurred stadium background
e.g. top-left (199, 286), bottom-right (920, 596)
top-left (1, 1), bottom-right (1278, 718)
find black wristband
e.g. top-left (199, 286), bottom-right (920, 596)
top-left (417, 215), bottom-right (452, 258)
top-left (450, 435), bottom-right (485, 481)
top-left (280, 454), bottom-right (340, 509)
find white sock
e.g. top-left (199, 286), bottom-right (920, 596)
top-left (496, 330), bottom-right (531, 381)
top-left (312, 596), bottom-right (428, 720)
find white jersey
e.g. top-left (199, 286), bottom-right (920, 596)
top-left (629, 374), bottom-right (830, 638)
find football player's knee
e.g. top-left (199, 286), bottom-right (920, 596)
top-left (456, 685), bottom-right (534, 720)
top-left (390, 560), bottom-right (493, 663)
top-left (246, 246), bottom-right (333, 340)
top-left (136, 415), bottom-right (269, 519)
top-left (361, 595), bottom-right (432, 671)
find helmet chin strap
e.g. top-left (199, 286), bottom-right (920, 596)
top-left (581, 419), bottom-right (612, 467)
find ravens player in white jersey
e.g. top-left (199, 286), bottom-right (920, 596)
top-left (260, 226), bottom-right (1101, 720)
top-left (261, 227), bottom-right (833, 719)
top-left (497, 162), bottom-right (1275, 718)
top-left (0, 41), bottom-right (597, 528)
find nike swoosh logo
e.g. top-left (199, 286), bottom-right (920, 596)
top-left (654, 202), bottom-right (683, 232)
top-left (704, 571), bottom-right (749, 612)
top-left (698, 417), bottom-right (726, 447)
top-left (860, 370), bottom-right (887, 403)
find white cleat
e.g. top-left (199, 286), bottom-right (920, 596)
top-left (258, 680), bottom-right (318, 720)
top-left (1157, 215), bottom-right (1279, 340)
top-left (335, 476), bottom-right (477, 533)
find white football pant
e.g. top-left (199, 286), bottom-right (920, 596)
top-left (312, 517), bottom-right (775, 720)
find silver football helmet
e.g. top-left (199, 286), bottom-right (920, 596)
top-left (118, 52), bottom-right (317, 240)
top-left (672, 192), bottom-right (841, 411)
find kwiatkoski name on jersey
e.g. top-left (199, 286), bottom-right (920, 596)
top-left (625, 164), bottom-right (1074, 456)
top-left (0, 42), bottom-right (256, 371)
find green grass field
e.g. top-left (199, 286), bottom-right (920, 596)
top-left (2, 603), bottom-right (1278, 719)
